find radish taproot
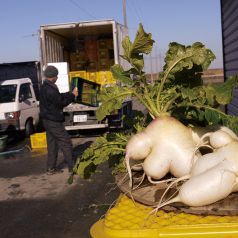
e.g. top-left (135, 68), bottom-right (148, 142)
top-left (191, 141), bottom-right (238, 177)
top-left (197, 126), bottom-right (238, 149)
top-left (159, 139), bottom-right (238, 206)
top-left (190, 151), bottom-right (224, 176)
top-left (156, 160), bottom-right (237, 208)
top-left (188, 131), bottom-right (238, 177)
top-left (124, 114), bottom-right (238, 210)
top-left (125, 116), bottom-right (200, 187)
top-left (154, 139), bottom-right (238, 214)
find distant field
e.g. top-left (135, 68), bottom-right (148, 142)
top-left (203, 68), bottom-right (224, 76)
top-left (202, 68), bottom-right (224, 85)
top-left (146, 68), bottom-right (224, 85)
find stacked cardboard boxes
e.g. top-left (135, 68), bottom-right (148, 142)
top-left (97, 39), bottom-right (114, 71)
top-left (69, 37), bottom-right (115, 85)
top-left (70, 40), bottom-right (86, 71)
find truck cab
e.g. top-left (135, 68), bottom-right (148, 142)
top-left (0, 78), bottom-right (39, 136)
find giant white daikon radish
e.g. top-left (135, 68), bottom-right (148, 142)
top-left (125, 116), bottom-right (199, 187)
top-left (156, 160), bottom-right (237, 209)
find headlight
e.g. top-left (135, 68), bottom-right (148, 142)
top-left (5, 111), bottom-right (20, 119)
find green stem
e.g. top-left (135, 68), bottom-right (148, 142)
top-left (96, 142), bottom-right (126, 148)
top-left (116, 134), bottom-right (129, 142)
top-left (156, 55), bottom-right (192, 111)
top-left (108, 148), bottom-right (125, 152)
top-left (144, 87), bottom-right (160, 117)
top-left (176, 103), bottom-right (229, 117)
top-left (162, 94), bottom-right (180, 112)
top-left (133, 91), bottom-right (157, 118)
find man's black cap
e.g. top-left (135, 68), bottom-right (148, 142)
top-left (44, 65), bottom-right (59, 78)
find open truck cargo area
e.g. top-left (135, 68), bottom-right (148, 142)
top-left (39, 19), bottom-right (132, 130)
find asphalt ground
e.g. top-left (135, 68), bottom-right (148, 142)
top-left (0, 133), bottom-right (120, 238)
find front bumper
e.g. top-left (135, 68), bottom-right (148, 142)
top-left (0, 119), bottom-right (20, 132)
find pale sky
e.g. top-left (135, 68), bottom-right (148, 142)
top-left (0, 0), bottom-right (222, 70)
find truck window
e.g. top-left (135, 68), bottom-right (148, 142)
top-left (19, 83), bottom-right (32, 101)
top-left (0, 84), bottom-right (17, 103)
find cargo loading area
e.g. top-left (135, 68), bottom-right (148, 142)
top-left (40, 20), bottom-right (116, 86)
top-left (39, 20), bottom-right (132, 130)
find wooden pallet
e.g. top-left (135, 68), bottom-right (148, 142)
top-left (115, 172), bottom-right (238, 216)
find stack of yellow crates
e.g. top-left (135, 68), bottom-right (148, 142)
top-left (97, 71), bottom-right (115, 85)
top-left (69, 38), bottom-right (116, 86)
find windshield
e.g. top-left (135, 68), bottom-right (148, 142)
top-left (0, 84), bottom-right (17, 103)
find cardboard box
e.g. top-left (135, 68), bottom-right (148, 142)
top-left (87, 61), bottom-right (98, 71)
top-left (98, 59), bottom-right (110, 70)
top-left (70, 52), bottom-right (86, 62)
top-left (47, 62), bottom-right (69, 75)
top-left (98, 49), bottom-right (109, 59)
top-left (71, 61), bottom-right (86, 71)
top-left (55, 74), bottom-right (70, 93)
top-left (97, 39), bottom-right (107, 49)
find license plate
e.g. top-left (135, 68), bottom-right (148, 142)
top-left (73, 115), bottom-right (87, 122)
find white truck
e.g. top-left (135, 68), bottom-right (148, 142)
top-left (0, 78), bottom-right (39, 136)
top-left (39, 19), bottom-right (132, 130)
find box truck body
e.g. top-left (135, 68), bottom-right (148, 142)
top-left (39, 19), bottom-right (132, 130)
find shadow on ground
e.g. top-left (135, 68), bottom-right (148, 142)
top-left (0, 135), bottom-right (120, 238)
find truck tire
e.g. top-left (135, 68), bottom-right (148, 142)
top-left (25, 119), bottom-right (34, 137)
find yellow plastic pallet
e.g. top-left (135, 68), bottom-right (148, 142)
top-left (90, 194), bottom-right (238, 238)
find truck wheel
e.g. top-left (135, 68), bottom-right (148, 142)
top-left (25, 119), bottom-right (34, 137)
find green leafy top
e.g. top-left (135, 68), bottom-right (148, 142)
top-left (72, 24), bottom-right (238, 180)
top-left (97, 23), bottom-right (238, 131)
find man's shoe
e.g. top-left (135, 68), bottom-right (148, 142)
top-left (46, 168), bottom-right (63, 175)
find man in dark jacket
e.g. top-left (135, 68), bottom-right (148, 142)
top-left (39, 65), bottom-right (78, 175)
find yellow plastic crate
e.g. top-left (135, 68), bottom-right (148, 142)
top-left (90, 194), bottom-right (238, 238)
top-left (30, 132), bottom-right (47, 149)
top-left (87, 71), bottom-right (98, 82)
top-left (69, 70), bottom-right (87, 81)
top-left (97, 71), bottom-right (116, 85)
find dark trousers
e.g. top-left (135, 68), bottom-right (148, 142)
top-left (43, 119), bottom-right (74, 171)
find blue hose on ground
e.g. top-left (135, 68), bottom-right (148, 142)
top-left (0, 145), bottom-right (31, 155)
